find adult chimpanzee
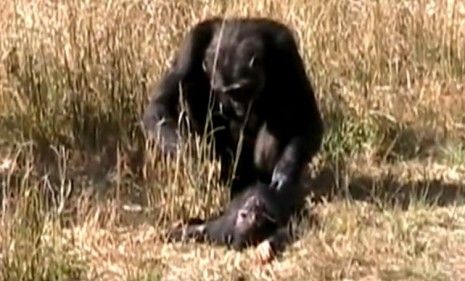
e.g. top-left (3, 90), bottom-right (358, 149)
top-left (142, 17), bottom-right (324, 198)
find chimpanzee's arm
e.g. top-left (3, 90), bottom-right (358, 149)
top-left (167, 213), bottom-right (236, 245)
top-left (141, 18), bottom-right (221, 154)
top-left (266, 226), bottom-right (293, 253)
top-left (267, 24), bottom-right (324, 191)
top-left (270, 124), bottom-right (322, 192)
top-left (167, 223), bottom-right (209, 242)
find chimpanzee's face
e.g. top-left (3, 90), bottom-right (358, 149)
top-left (234, 195), bottom-right (270, 235)
top-left (203, 35), bottom-right (266, 118)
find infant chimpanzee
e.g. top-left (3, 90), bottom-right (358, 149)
top-left (167, 181), bottom-right (308, 253)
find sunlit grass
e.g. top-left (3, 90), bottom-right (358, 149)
top-left (0, 0), bottom-right (464, 280)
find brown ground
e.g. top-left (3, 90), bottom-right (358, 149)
top-left (0, 0), bottom-right (464, 280)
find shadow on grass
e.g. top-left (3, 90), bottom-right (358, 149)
top-left (308, 165), bottom-right (465, 209)
top-left (265, 162), bottom-right (465, 256)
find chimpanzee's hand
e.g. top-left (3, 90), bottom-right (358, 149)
top-left (270, 169), bottom-right (289, 191)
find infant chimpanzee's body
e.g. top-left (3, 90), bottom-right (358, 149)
top-left (167, 181), bottom-right (308, 251)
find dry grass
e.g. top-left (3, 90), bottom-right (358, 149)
top-left (0, 0), bottom-right (465, 280)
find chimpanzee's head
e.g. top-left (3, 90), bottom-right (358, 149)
top-left (203, 32), bottom-right (266, 118)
